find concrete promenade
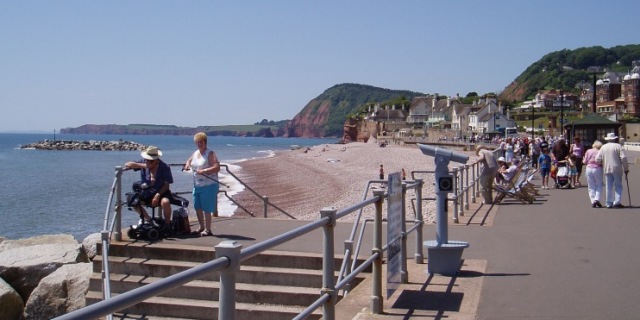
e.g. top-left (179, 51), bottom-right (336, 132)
top-left (122, 150), bottom-right (640, 319)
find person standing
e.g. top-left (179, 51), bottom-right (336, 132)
top-left (570, 137), bottom-right (585, 186)
top-left (596, 133), bottom-right (629, 208)
top-left (538, 148), bottom-right (552, 190)
top-left (379, 164), bottom-right (385, 180)
top-left (476, 146), bottom-right (499, 204)
top-left (582, 140), bottom-right (604, 208)
top-left (125, 146), bottom-right (174, 232)
top-left (183, 132), bottom-right (221, 236)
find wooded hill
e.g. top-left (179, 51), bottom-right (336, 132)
top-left (499, 44), bottom-right (640, 103)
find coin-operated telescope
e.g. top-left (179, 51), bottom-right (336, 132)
top-left (419, 144), bottom-right (469, 275)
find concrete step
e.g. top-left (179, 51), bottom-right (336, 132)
top-left (88, 273), bottom-right (322, 306)
top-left (94, 255), bottom-right (365, 287)
top-left (86, 291), bottom-right (322, 320)
top-left (102, 241), bottom-right (360, 270)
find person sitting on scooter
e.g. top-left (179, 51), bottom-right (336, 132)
top-left (125, 146), bottom-right (174, 232)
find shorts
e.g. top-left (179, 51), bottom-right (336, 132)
top-left (540, 168), bottom-right (550, 177)
top-left (193, 183), bottom-right (219, 213)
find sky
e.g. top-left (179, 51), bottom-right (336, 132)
top-left (1, 1), bottom-right (639, 132)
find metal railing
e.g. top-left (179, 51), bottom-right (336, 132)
top-left (55, 146), bottom-right (493, 320)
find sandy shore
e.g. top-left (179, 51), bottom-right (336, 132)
top-left (229, 141), bottom-right (476, 223)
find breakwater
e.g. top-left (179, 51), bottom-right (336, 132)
top-left (20, 139), bottom-right (146, 151)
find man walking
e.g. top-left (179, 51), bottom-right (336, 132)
top-left (596, 133), bottom-right (629, 208)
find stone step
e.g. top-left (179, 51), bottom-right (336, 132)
top-left (88, 273), bottom-right (323, 306)
top-left (94, 255), bottom-right (364, 288)
top-left (102, 241), bottom-right (360, 270)
top-left (86, 291), bottom-right (322, 320)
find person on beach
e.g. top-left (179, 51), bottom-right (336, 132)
top-left (183, 132), bottom-right (221, 236)
top-left (582, 140), bottom-right (603, 208)
top-left (538, 148), bottom-right (552, 189)
top-left (124, 146), bottom-right (174, 232)
top-left (570, 137), bottom-right (584, 186)
top-left (476, 145), bottom-right (499, 204)
top-left (596, 133), bottom-right (629, 208)
top-left (379, 164), bottom-right (384, 180)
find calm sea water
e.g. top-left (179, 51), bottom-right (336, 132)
top-left (0, 133), bottom-right (335, 241)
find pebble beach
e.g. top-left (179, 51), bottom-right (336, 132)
top-left (230, 141), bottom-right (475, 223)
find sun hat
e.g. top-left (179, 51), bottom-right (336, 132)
top-left (497, 156), bottom-right (506, 162)
top-left (604, 133), bottom-right (618, 141)
top-left (141, 146), bottom-right (162, 160)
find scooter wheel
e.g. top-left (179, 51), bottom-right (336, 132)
top-left (146, 228), bottom-right (160, 241)
top-left (127, 227), bottom-right (137, 239)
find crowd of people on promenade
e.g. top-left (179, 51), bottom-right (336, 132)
top-left (477, 132), bottom-right (630, 209)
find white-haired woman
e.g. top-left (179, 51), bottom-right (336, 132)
top-left (582, 140), bottom-right (603, 208)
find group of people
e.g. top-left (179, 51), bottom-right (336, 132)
top-left (124, 132), bottom-right (221, 237)
top-left (477, 132), bottom-right (630, 209)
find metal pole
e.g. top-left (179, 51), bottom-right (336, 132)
top-left (560, 91), bottom-right (564, 138)
top-left (414, 179), bottom-right (424, 264)
top-left (320, 208), bottom-right (337, 320)
top-left (464, 164), bottom-right (470, 210)
top-left (532, 101), bottom-right (535, 140)
top-left (216, 241), bottom-right (243, 320)
top-left (115, 167), bottom-right (123, 241)
top-left (452, 168), bottom-right (459, 223)
top-left (400, 183), bottom-right (408, 283)
top-left (371, 189), bottom-right (384, 314)
top-left (262, 195), bottom-right (269, 218)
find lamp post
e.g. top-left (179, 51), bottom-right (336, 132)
top-left (559, 90), bottom-right (565, 138)
top-left (531, 102), bottom-right (535, 140)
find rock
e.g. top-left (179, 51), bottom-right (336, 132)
top-left (23, 263), bottom-right (92, 320)
top-left (0, 277), bottom-right (24, 320)
top-left (0, 234), bottom-right (88, 301)
top-left (82, 233), bottom-right (102, 261)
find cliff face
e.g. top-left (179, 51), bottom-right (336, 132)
top-left (284, 99), bottom-right (331, 137)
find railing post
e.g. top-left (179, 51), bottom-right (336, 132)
top-left (464, 164), bottom-right (470, 210)
top-left (320, 207), bottom-right (337, 320)
top-left (458, 165), bottom-right (465, 216)
top-left (471, 162), bottom-right (477, 204)
top-left (452, 168), bottom-right (459, 223)
top-left (262, 195), bottom-right (269, 218)
top-left (414, 179), bottom-right (424, 264)
top-left (400, 183), bottom-right (408, 283)
top-left (371, 189), bottom-right (385, 314)
top-left (114, 166), bottom-right (123, 241)
top-left (216, 240), bottom-right (243, 320)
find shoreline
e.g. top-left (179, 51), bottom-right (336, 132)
top-left (229, 141), bottom-right (472, 222)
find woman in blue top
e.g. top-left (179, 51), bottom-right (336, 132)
top-left (124, 146), bottom-right (174, 229)
top-left (183, 132), bottom-right (220, 237)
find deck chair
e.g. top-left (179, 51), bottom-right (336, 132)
top-left (493, 161), bottom-right (535, 204)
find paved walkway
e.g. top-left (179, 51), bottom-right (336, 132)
top-left (118, 150), bottom-right (640, 319)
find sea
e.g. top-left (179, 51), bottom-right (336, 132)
top-left (0, 133), bottom-right (335, 241)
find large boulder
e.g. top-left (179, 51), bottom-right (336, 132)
top-left (0, 234), bottom-right (88, 301)
top-left (0, 277), bottom-right (23, 320)
top-left (23, 263), bottom-right (92, 320)
top-left (82, 233), bottom-right (102, 261)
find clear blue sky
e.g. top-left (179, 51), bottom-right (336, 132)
top-left (1, 1), bottom-right (639, 132)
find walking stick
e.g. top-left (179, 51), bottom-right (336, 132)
top-left (625, 171), bottom-right (631, 207)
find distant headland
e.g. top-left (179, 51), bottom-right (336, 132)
top-left (20, 139), bottom-right (146, 151)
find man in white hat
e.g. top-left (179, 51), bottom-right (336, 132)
top-left (596, 133), bottom-right (629, 208)
top-left (125, 146), bottom-right (175, 229)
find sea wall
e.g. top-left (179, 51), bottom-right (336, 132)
top-left (20, 139), bottom-right (146, 151)
top-left (0, 234), bottom-right (99, 320)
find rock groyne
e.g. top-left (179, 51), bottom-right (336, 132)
top-left (20, 139), bottom-right (146, 151)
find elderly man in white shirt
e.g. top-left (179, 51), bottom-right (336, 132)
top-left (596, 133), bottom-right (630, 208)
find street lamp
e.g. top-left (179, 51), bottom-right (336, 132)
top-left (531, 102), bottom-right (535, 140)
top-left (559, 90), bottom-right (565, 138)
